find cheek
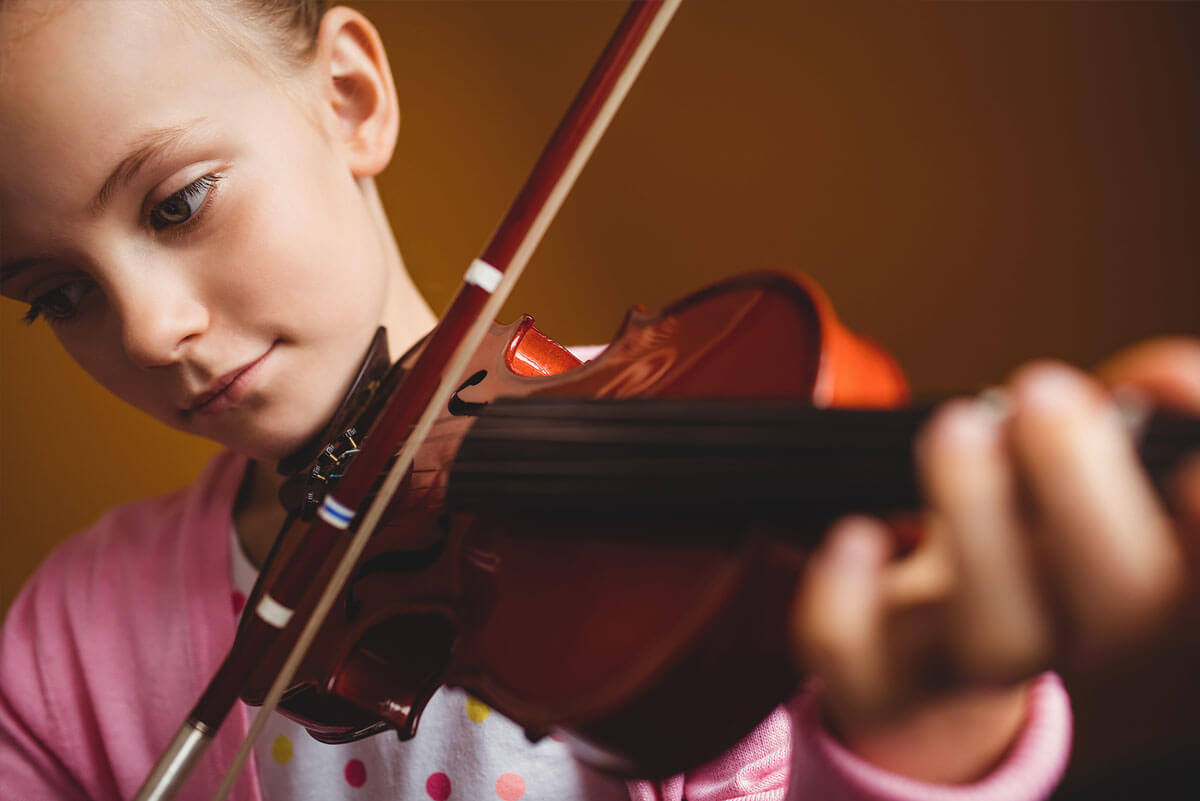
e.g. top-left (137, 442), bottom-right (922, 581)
top-left (56, 327), bottom-right (158, 412)
top-left (226, 171), bottom-right (387, 330)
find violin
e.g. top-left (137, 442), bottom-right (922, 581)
top-left (139, 273), bottom-right (1200, 799)
top-left (133, 2), bottom-right (1200, 799)
top-left (246, 266), bottom-right (1200, 771)
top-left (239, 270), bottom-right (911, 771)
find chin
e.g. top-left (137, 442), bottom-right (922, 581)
top-left (251, 432), bottom-right (317, 464)
top-left (205, 419), bottom-right (318, 464)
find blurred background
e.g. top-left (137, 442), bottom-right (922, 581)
top-left (2, 1), bottom-right (1198, 794)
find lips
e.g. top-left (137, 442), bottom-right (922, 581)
top-left (189, 374), bottom-right (238, 410)
top-left (185, 345), bottom-right (274, 415)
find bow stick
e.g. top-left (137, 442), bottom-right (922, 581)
top-left (133, 2), bottom-right (681, 799)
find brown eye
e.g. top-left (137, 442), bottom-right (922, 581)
top-left (155, 195), bottom-right (192, 225)
top-left (150, 174), bottom-right (219, 230)
top-left (24, 280), bottom-right (93, 325)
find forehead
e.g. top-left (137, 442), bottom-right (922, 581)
top-left (0, 0), bottom-right (288, 228)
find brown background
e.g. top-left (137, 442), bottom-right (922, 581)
top-left (1, 0), bottom-right (1198, 789)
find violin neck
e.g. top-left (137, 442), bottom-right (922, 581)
top-left (446, 398), bottom-right (1199, 544)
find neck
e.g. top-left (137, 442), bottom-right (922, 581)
top-left (235, 178), bottom-right (436, 567)
top-left (359, 176), bottom-right (438, 360)
top-left (447, 398), bottom-right (1200, 540)
top-left (233, 460), bottom-right (288, 567)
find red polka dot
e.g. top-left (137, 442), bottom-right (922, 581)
top-left (495, 772), bottom-right (525, 801)
top-left (231, 591), bottom-right (246, 615)
top-left (426, 772), bottom-right (451, 801)
top-left (344, 758), bottom-right (367, 788)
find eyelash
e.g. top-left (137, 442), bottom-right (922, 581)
top-left (148, 173), bottom-right (221, 232)
top-left (22, 174), bottom-right (222, 326)
top-left (21, 281), bottom-right (90, 326)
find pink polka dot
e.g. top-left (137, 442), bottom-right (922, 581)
top-left (344, 758), bottom-right (367, 788)
top-left (231, 591), bottom-right (246, 615)
top-left (426, 772), bottom-right (451, 801)
top-left (495, 772), bottom-right (525, 801)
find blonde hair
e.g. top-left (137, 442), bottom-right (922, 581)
top-left (179, 0), bottom-right (327, 75)
top-left (228, 0), bottom-right (326, 66)
top-left (1, 1), bottom-right (328, 80)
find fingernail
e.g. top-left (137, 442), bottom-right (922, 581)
top-left (830, 521), bottom-right (884, 569)
top-left (938, 399), bottom-right (1000, 449)
top-left (1111, 385), bottom-right (1152, 432)
top-left (977, 386), bottom-right (1012, 419)
top-left (1019, 365), bottom-right (1091, 414)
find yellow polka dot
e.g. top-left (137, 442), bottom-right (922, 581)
top-left (466, 696), bottom-right (491, 723)
top-left (271, 734), bottom-right (293, 764)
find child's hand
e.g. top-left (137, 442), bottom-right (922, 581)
top-left (791, 336), bottom-right (1200, 783)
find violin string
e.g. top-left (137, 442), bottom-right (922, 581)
top-left (446, 401), bottom-right (925, 528)
top-left (443, 400), bottom-right (1198, 526)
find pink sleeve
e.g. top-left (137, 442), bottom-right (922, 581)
top-left (0, 452), bottom-right (259, 801)
top-left (787, 674), bottom-right (1071, 801)
top-left (0, 584), bottom-right (93, 801)
top-left (625, 704), bottom-right (790, 801)
top-left (628, 674), bottom-right (1070, 801)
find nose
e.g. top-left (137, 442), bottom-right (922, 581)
top-left (113, 271), bottom-right (210, 369)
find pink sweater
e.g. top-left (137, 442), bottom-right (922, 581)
top-left (0, 451), bottom-right (1071, 801)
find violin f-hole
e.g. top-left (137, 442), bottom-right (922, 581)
top-left (449, 369), bottom-right (489, 416)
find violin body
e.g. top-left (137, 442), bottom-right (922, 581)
top-left (239, 271), bottom-right (908, 776)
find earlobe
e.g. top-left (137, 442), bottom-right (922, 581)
top-left (316, 7), bottom-right (400, 177)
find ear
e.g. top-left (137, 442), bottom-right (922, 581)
top-left (314, 7), bottom-right (400, 177)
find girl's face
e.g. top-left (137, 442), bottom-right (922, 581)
top-left (0, 2), bottom-right (406, 460)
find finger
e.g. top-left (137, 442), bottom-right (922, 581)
top-left (879, 513), bottom-right (952, 608)
top-left (917, 398), bottom-right (1052, 683)
top-left (1094, 336), bottom-right (1200, 413)
top-left (793, 516), bottom-right (891, 725)
top-left (1010, 363), bottom-right (1185, 659)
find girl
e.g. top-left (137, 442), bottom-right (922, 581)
top-left (1, 1), bottom-right (1196, 800)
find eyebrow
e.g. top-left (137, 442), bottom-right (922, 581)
top-left (90, 122), bottom-right (199, 214)
top-left (1, 120), bottom-right (204, 287)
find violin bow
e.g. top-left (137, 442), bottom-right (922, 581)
top-left (132, 2), bottom-right (682, 800)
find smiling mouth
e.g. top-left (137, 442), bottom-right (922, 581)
top-left (190, 379), bottom-right (235, 411)
top-left (186, 345), bottom-right (274, 415)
